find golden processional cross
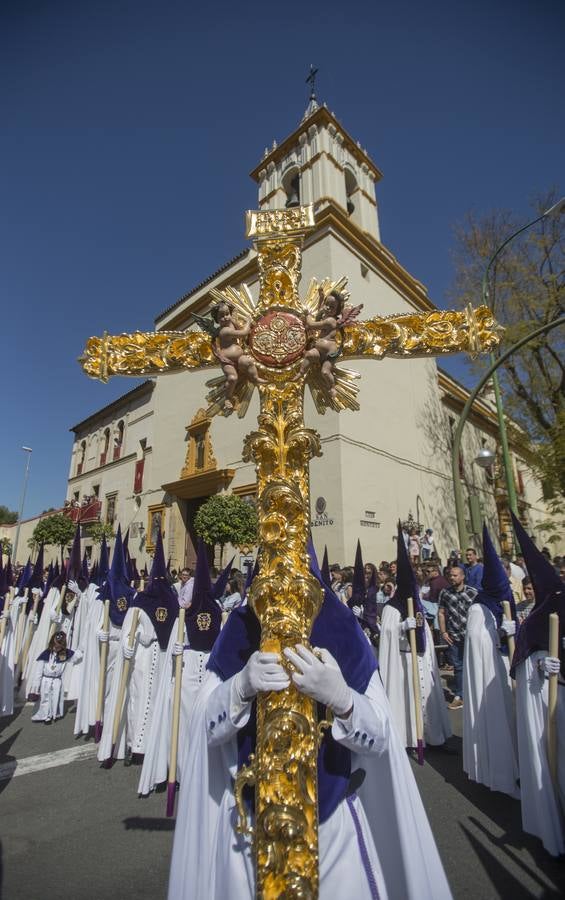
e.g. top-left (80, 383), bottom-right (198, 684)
top-left (80, 205), bottom-right (500, 899)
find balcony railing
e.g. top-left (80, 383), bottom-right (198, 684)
top-left (63, 499), bottom-right (102, 524)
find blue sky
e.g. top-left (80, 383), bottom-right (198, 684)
top-left (1, 0), bottom-right (563, 518)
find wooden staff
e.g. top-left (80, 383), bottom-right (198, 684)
top-left (109, 608), bottom-right (140, 760)
top-left (166, 607), bottom-right (186, 817)
top-left (547, 612), bottom-right (559, 787)
top-left (407, 596), bottom-right (425, 765)
top-left (502, 600), bottom-right (516, 679)
top-left (47, 584), bottom-right (67, 643)
top-left (18, 593), bottom-right (40, 679)
top-left (94, 599), bottom-right (111, 743)
top-left (0, 594), bottom-right (13, 650)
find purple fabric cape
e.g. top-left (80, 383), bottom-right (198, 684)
top-left (207, 580), bottom-right (377, 824)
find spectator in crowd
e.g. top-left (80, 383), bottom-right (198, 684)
top-left (173, 567), bottom-right (193, 598)
top-left (516, 578), bottom-right (536, 621)
top-left (329, 564), bottom-right (342, 596)
top-left (502, 559), bottom-right (524, 605)
top-left (337, 566), bottom-right (353, 605)
top-left (421, 528), bottom-right (435, 561)
top-left (408, 529), bottom-right (420, 564)
top-left (438, 565), bottom-right (478, 709)
top-left (389, 560), bottom-right (398, 580)
top-left (464, 547), bottom-right (484, 590)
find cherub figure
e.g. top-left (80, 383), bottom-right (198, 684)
top-left (298, 288), bottom-right (363, 397)
top-left (209, 302), bottom-right (263, 412)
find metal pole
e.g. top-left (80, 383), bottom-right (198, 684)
top-left (452, 318), bottom-right (565, 551)
top-left (12, 447), bottom-right (33, 564)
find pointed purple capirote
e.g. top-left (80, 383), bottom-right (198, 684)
top-left (389, 521), bottom-right (426, 653)
top-left (27, 544), bottom-right (44, 590)
top-left (134, 530), bottom-right (178, 649)
top-left (99, 524), bottom-right (136, 628)
top-left (16, 559), bottom-right (33, 595)
top-left (511, 512), bottom-right (562, 608)
top-left (474, 524), bottom-right (515, 628)
top-left (67, 523), bottom-right (82, 582)
top-left (186, 539), bottom-right (222, 652)
top-left (212, 555), bottom-right (235, 601)
top-left (242, 558), bottom-right (259, 601)
top-left (321, 546), bottom-right (331, 587)
top-left (81, 551), bottom-right (89, 583)
top-left (42, 562), bottom-right (55, 600)
top-left (350, 540), bottom-right (365, 606)
top-left (98, 535), bottom-right (110, 585)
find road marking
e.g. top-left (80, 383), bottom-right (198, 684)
top-left (0, 743), bottom-right (97, 781)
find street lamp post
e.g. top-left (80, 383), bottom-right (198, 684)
top-left (481, 198), bottom-right (565, 529)
top-left (452, 317), bottom-right (565, 550)
top-left (12, 446), bottom-right (33, 565)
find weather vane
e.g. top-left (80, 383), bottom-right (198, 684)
top-left (305, 64), bottom-right (318, 101)
top-left (79, 204), bottom-right (500, 898)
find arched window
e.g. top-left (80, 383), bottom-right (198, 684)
top-left (344, 167), bottom-right (357, 216)
top-left (113, 421), bottom-right (124, 461)
top-left (100, 427), bottom-right (110, 466)
top-left (282, 166), bottom-right (300, 208)
top-left (77, 440), bottom-right (86, 476)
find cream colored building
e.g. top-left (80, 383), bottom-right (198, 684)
top-left (63, 99), bottom-right (554, 571)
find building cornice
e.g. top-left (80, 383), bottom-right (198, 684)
top-left (69, 381), bottom-right (155, 434)
top-left (162, 468), bottom-right (236, 499)
top-left (67, 451), bottom-right (139, 484)
top-left (249, 106), bottom-right (383, 183)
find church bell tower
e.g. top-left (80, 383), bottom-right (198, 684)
top-left (250, 95), bottom-right (383, 243)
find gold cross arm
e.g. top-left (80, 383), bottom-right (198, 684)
top-left (341, 304), bottom-right (500, 361)
top-left (79, 329), bottom-right (216, 382)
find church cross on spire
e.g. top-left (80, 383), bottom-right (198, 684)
top-left (305, 64), bottom-right (318, 101)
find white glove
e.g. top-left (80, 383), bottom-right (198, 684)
top-left (122, 643), bottom-right (135, 660)
top-left (49, 609), bottom-right (63, 624)
top-left (234, 651), bottom-right (290, 702)
top-left (31, 588), bottom-right (41, 597)
top-left (33, 614), bottom-right (39, 626)
top-left (401, 617), bottom-right (417, 632)
top-left (283, 645), bottom-right (352, 718)
top-left (72, 648), bottom-right (84, 664)
top-left (172, 641), bottom-right (185, 656)
top-left (541, 656), bottom-right (561, 676)
top-left (500, 619), bottom-right (516, 636)
top-left (351, 605), bottom-right (362, 617)
top-left (67, 580), bottom-right (81, 596)
top-left (97, 629), bottom-right (110, 643)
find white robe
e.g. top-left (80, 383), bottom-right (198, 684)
top-left (64, 583), bottom-right (97, 700)
top-left (73, 590), bottom-right (123, 736)
top-left (168, 670), bottom-right (452, 900)
top-left (379, 605), bottom-right (451, 747)
top-left (138, 622), bottom-right (209, 796)
top-left (515, 650), bottom-right (565, 856)
top-left (29, 652), bottom-right (72, 721)
top-left (97, 608), bottom-right (165, 761)
top-left (24, 587), bottom-right (62, 682)
top-left (0, 595), bottom-right (24, 716)
top-left (462, 603), bottom-right (519, 798)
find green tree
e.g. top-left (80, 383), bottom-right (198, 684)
top-left (87, 522), bottom-right (115, 545)
top-left (194, 494), bottom-right (258, 561)
top-left (1, 537), bottom-right (12, 556)
top-left (450, 189), bottom-right (565, 503)
top-left (32, 514), bottom-right (76, 549)
top-left (0, 506), bottom-right (18, 525)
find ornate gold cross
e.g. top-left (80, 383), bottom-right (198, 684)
top-left (80, 205), bottom-right (500, 899)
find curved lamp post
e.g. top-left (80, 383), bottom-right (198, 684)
top-left (12, 446), bottom-right (33, 564)
top-left (481, 197), bottom-right (565, 523)
top-left (452, 317), bottom-right (565, 550)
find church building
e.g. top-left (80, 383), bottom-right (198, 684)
top-left (65, 97), bottom-right (550, 570)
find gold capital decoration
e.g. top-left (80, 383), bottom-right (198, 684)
top-left (79, 205), bottom-right (501, 899)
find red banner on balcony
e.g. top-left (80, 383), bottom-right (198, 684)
top-left (134, 459), bottom-right (144, 494)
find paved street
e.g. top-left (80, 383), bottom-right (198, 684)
top-left (1, 693), bottom-right (564, 900)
